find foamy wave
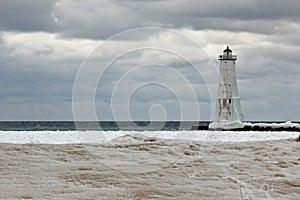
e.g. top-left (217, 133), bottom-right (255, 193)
top-left (0, 130), bottom-right (299, 144)
top-left (244, 121), bottom-right (300, 128)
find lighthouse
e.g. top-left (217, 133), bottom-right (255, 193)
top-left (209, 46), bottom-right (244, 130)
top-left (190, 46), bottom-right (300, 131)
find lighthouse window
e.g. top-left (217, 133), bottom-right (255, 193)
top-left (223, 99), bottom-right (227, 107)
top-left (225, 62), bottom-right (227, 63)
top-left (229, 99), bottom-right (231, 103)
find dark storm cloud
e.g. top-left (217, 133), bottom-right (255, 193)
top-left (110, 0), bottom-right (300, 35)
top-left (117, 0), bottom-right (300, 35)
top-left (0, 0), bottom-right (56, 32)
top-left (1, 0), bottom-right (299, 39)
top-left (62, 0), bottom-right (300, 39)
top-left (114, 0), bottom-right (300, 19)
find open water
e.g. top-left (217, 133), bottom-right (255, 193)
top-left (1, 121), bottom-right (299, 131)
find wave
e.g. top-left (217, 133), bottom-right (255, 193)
top-left (0, 130), bottom-right (298, 144)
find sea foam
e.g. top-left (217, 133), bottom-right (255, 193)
top-left (0, 130), bottom-right (298, 144)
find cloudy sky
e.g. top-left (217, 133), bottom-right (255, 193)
top-left (0, 0), bottom-right (299, 121)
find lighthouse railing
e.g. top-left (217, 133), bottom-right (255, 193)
top-left (218, 55), bottom-right (237, 60)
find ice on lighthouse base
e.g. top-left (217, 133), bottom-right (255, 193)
top-left (209, 97), bottom-right (245, 130)
top-left (209, 120), bottom-right (245, 130)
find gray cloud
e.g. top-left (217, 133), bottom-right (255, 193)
top-left (0, 0), bottom-right (300, 120)
top-left (1, 0), bottom-right (299, 39)
top-left (54, 0), bottom-right (300, 39)
top-left (116, 0), bottom-right (300, 20)
top-left (0, 0), bottom-right (56, 32)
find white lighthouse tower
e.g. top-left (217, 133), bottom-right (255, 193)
top-left (209, 46), bottom-right (244, 130)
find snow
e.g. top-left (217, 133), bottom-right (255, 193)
top-left (0, 130), bottom-right (298, 144)
top-left (0, 129), bottom-right (299, 199)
